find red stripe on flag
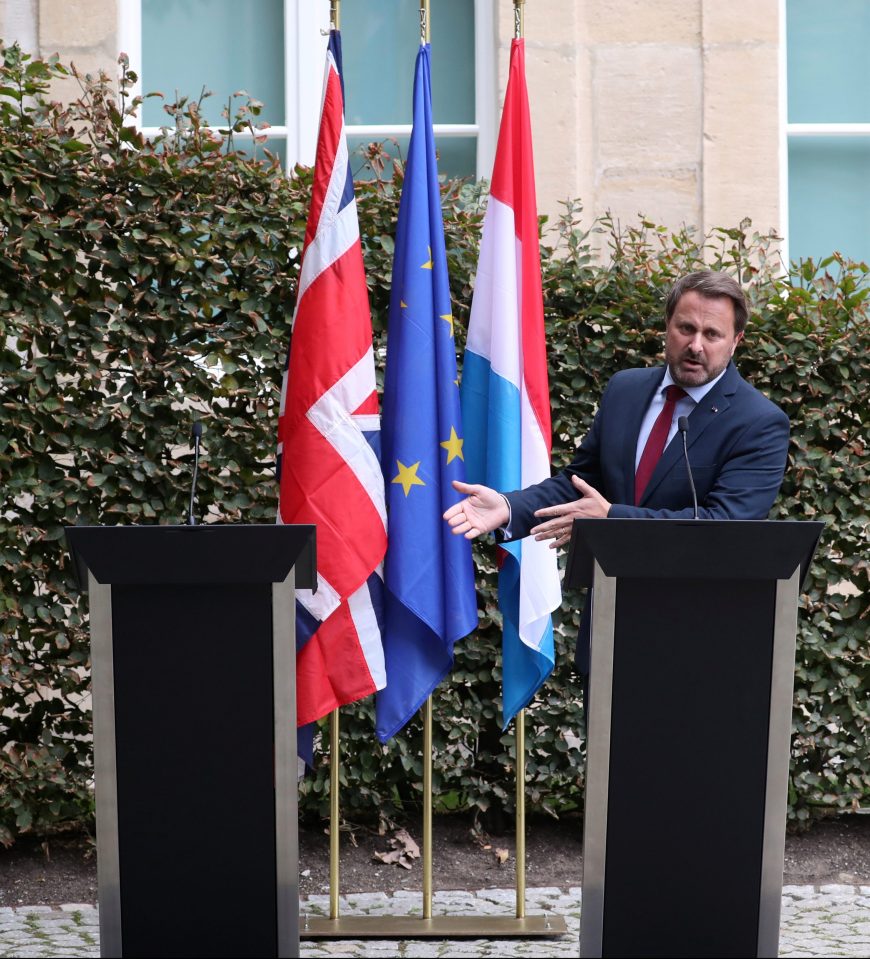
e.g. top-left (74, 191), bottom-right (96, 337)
top-left (489, 39), bottom-right (552, 456)
top-left (279, 417), bottom-right (385, 598)
top-left (296, 599), bottom-right (376, 725)
top-left (304, 62), bottom-right (343, 252)
top-left (282, 241), bottom-right (373, 419)
top-left (352, 392), bottom-right (379, 416)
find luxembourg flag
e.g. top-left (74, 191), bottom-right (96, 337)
top-left (460, 38), bottom-right (562, 727)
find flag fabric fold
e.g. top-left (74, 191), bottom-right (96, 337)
top-left (460, 38), bottom-right (562, 727)
top-left (277, 30), bottom-right (387, 737)
top-left (376, 43), bottom-right (478, 743)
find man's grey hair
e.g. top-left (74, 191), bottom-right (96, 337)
top-left (664, 270), bottom-right (749, 335)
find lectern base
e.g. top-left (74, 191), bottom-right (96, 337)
top-left (301, 914), bottom-right (568, 939)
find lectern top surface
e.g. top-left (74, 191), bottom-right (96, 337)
top-left (566, 517), bottom-right (823, 588)
top-left (65, 523), bottom-right (316, 588)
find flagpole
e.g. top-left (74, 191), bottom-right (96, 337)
top-left (514, 0), bottom-right (525, 39)
top-left (422, 696), bottom-right (433, 919)
top-left (419, 0), bottom-right (430, 44)
top-left (329, 708), bottom-right (340, 919)
top-left (420, 0), bottom-right (433, 925)
top-left (511, 0), bottom-right (527, 925)
top-left (515, 708), bottom-right (527, 918)
top-left (330, 0), bottom-right (340, 31)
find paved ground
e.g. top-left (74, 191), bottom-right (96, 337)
top-left (2, 885), bottom-right (869, 957)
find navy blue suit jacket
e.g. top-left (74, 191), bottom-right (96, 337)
top-left (503, 362), bottom-right (790, 671)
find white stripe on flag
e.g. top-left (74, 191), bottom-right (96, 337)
top-left (466, 197), bottom-right (521, 384)
top-left (305, 349), bottom-right (387, 528)
top-left (294, 198), bottom-right (361, 309)
top-left (316, 112), bottom-right (351, 241)
top-left (295, 572), bottom-right (341, 623)
top-left (347, 568), bottom-right (386, 690)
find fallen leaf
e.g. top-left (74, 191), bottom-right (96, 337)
top-left (371, 827), bottom-right (421, 870)
top-left (495, 848), bottom-right (510, 864)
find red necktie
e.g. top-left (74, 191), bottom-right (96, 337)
top-left (635, 385), bottom-right (687, 505)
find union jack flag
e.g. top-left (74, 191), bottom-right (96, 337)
top-left (277, 31), bottom-right (387, 733)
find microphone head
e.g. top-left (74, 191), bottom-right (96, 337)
top-left (677, 415), bottom-right (689, 434)
top-left (192, 421), bottom-right (203, 440)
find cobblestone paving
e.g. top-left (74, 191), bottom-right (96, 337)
top-left (1, 886), bottom-right (869, 957)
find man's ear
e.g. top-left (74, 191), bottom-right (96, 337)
top-left (731, 331), bottom-right (745, 355)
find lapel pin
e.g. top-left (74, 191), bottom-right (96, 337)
top-left (711, 406), bottom-right (718, 413)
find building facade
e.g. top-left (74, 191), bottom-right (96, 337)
top-left (2, 0), bottom-right (865, 266)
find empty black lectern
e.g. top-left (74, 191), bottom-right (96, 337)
top-left (566, 518), bottom-right (822, 959)
top-left (66, 524), bottom-right (316, 959)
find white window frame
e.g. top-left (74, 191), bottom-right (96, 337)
top-left (779, 0), bottom-right (870, 268)
top-left (118, 0), bottom-right (496, 179)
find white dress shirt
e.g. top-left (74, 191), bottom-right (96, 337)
top-left (634, 366), bottom-right (727, 469)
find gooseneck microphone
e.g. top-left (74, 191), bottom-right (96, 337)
top-left (188, 421), bottom-right (203, 526)
top-left (677, 415), bottom-right (699, 520)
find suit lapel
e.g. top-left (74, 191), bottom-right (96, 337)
top-left (639, 363), bottom-right (739, 506)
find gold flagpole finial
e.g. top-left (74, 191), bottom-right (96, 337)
top-left (330, 0), bottom-right (340, 31)
top-left (420, 0), bottom-right (430, 44)
top-left (514, 0), bottom-right (525, 40)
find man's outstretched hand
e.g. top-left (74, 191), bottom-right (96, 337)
top-left (443, 480), bottom-right (510, 539)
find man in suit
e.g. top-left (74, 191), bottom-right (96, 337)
top-left (444, 269), bottom-right (790, 670)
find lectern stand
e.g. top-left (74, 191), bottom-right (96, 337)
top-left (66, 524), bottom-right (316, 959)
top-left (567, 519), bottom-right (822, 959)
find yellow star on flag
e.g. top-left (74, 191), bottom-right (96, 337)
top-left (440, 312), bottom-right (454, 336)
top-left (421, 246), bottom-right (433, 270)
top-left (392, 460), bottom-right (426, 496)
top-left (400, 299), bottom-right (408, 308)
top-left (440, 427), bottom-right (464, 464)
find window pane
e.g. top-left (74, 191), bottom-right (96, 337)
top-left (341, 0), bottom-right (475, 125)
top-left (788, 137), bottom-right (870, 264)
top-left (787, 0), bottom-right (870, 122)
top-left (141, 0), bottom-right (285, 127)
top-left (347, 136), bottom-right (476, 182)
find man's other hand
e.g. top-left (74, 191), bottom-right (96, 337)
top-left (531, 476), bottom-right (611, 548)
top-left (444, 480), bottom-right (510, 539)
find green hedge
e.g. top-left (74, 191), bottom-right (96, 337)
top-left (1, 47), bottom-right (867, 845)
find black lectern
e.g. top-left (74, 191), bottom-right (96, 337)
top-left (566, 519), bottom-right (822, 959)
top-left (66, 524), bottom-right (316, 959)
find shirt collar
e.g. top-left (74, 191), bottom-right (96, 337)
top-left (661, 364), bottom-right (728, 404)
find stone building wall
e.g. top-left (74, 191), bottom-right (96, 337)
top-left (3, 0), bottom-right (782, 244)
top-left (499, 0), bottom-right (781, 241)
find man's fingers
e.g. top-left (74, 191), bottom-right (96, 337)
top-left (532, 517), bottom-right (572, 541)
top-left (451, 479), bottom-right (477, 496)
top-left (571, 475), bottom-right (591, 493)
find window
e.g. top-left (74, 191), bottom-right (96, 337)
top-left (119, 0), bottom-right (495, 179)
top-left (785, 0), bottom-right (870, 265)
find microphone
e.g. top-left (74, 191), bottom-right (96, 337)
top-left (677, 416), bottom-right (699, 520)
top-left (188, 421), bottom-right (203, 526)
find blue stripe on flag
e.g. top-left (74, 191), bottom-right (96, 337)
top-left (461, 351), bottom-right (521, 491)
top-left (498, 548), bottom-right (555, 725)
top-left (295, 599), bottom-right (320, 654)
top-left (462, 350), bottom-right (555, 723)
top-left (328, 30), bottom-right (355, 215)
top-left (362, 429), bottom-right (381, 460)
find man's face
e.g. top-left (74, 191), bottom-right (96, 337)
top-left (664, 290), bottom-right (744, 388)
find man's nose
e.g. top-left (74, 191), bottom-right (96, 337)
top-left (688, 332), bottom-right (704, 353)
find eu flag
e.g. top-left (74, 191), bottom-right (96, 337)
top-left (376, 44), bottom-right (478, 743)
